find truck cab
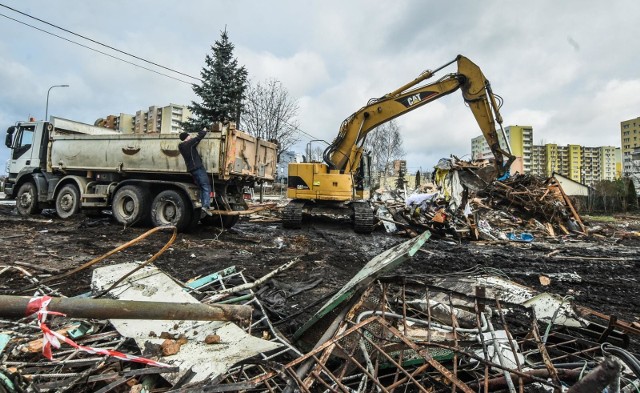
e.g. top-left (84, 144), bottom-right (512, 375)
top-left (4, 120), bottom-right (48, 199)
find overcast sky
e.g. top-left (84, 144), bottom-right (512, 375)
top-left (1, 1), bottom-right (639, 171)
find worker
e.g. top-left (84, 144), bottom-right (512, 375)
top-left (179, 128), bottom-right (212, 216)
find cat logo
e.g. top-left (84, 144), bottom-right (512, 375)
top-left (396, 91), bottom-right (437, 108)
top-left (407, 94), bottom-right (422, 106)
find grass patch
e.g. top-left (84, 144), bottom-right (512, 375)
top-left (583, 215), bottom-right (617, 223)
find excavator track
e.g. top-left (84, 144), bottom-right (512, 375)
top-left (353, 201), bottom-right (374, 234)
top-left (282, 200), bottom-right (305, 229)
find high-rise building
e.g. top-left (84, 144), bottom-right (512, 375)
top-left (97, 104), bottom-right (191, 134)
top-left (536, 144), bottom-right (617, 184)
top-left (116, 114), bottom-right (134, 133)
top-left (134, 104), bottom-right (191, 134)
top-left (631, 148), bottom-right (640, 192)
top-left (471, 125), bottom-right (620, 185)
top-left (530, 145), bottom-right (546, 176)
top-left (471, 125), bottom-right (533, 174)
top-left (392, 160), bottom-right (407, 176)
top-left (567, 144), bottom-right (582, 182)
top-left (621, 116), bottom-right (640, 192)
top-left (615, 148), bottom-right (623, 179)
top-left (580, 146), bottom-right (619, 185)
top-left (94, 113), bottom-right (134, 133)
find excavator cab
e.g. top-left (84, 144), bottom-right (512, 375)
top-left (353, 152), bottom-right (372, 199)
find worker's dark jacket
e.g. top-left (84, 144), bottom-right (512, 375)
top-left (178, 129), bottom-right (207, 172)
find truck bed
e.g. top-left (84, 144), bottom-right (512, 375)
top-left (48, 119), bottom-right (277, 181)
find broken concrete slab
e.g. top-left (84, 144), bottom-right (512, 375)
top-left (91, 262), bottom-right (281, 385)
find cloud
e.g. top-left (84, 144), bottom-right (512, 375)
top-left (2, 0), bottom-right (640, 173)
top-left (540, 78), bottom-right (640, 147)
top-left (239, 49), bottom-right (331, 97)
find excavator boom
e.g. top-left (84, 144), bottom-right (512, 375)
top-left (323, 55), bottom-right (514, 175)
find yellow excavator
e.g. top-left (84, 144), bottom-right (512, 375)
top-left (283, 55), bottom-right (515, 233)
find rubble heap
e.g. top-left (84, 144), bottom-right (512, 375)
top-left (374, 158), bottom-right (585, 241)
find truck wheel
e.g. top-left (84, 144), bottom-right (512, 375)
top-left (56, 184), bottom-right (81, 219)
top-left (112, 185), bottom-right (150, 227)
top-left (150, 190), bottom-right (192, 232)
top-left (16, 182), bottom-right (41, 215)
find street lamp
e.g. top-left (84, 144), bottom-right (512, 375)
top-left (305, 139), bottom-right (329, 162)
top-left (45, 84), bottom-right (69, 121)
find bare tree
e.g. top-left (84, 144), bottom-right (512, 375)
top-left (308, 146), bottom-right (325, 162)
top-left (241, 79), bottom-right (300, 160)
top-left (363, 120), bottom-right (405, 175)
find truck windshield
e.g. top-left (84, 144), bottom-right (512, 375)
top-left (12, 125), bottom-right (35, 159)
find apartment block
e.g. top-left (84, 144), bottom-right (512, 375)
top-left (577, 146), bottom-right (618, 185)
top-left (621, 116), bottom-right (640, 192)
top-left (615, 148), bottom-right (623, 179)
top-left (134, 104), bottom-right (191, 134)
top-left (94, 113), bottom-right (134, 133)
top-left (471, 125), bottom-right (533, 174)
top-left (530, 145), bottom-right (546, 176)
top-left (116, 114), bottom-right (135, 133)
top-left (471, 125), bottom-right (620, 186)
top-left (631, 148), bottom-right (640, 192)
top-left (97, 104), bottom-right (191, 134)
top-left (392, 160), bottom-right (407, 176)
top-left (538, 144), bottom-right (617, 184)
top-left (568, 144), bottom-right (582, 182)
top-left (581, 147), bottom-right (604, 185)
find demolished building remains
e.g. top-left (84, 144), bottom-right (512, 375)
top-left (1, 156), bottom-right (640, 392)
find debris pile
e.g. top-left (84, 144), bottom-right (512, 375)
top-left (2, 229), bottom-right (640, 392)
top-left (374, 158), bottom-right (586, 241)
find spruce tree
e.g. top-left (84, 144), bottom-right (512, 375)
top-left (627, 178), bottom-right (639, 211)
top-left (186, 29), bottom-right (248, 132)
top-left (395, 167), bottom-right (406, 190)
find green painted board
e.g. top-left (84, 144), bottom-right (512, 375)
top-left (293, 230), bottom-right (431, 341)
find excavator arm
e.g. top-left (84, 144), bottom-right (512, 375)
top-left (323, 55), bottom-right (515, 176)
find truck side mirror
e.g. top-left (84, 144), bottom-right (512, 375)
top-left (5, 126), bottom-right (15, 148)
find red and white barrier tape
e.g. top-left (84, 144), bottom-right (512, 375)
top-left (26, 295), bottom-right (172, 368)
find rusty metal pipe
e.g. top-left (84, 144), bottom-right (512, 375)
top-left (0, 295), bottom-right (252, 323)
top-left (467, 368), bottom-right (582, 391)
top-left (567, 358), bottom-right (622, 393)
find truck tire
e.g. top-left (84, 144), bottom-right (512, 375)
top-left (150, 190), bottom-right (192, 232)
top-left (112, 185), bottom-right (150, 227)
top-left (16, 182), bottom-right (41, 216)
top-left (56, 184), bottom-right (81, 219)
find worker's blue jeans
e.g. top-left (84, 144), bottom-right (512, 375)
top-left (191, 167), bottom-right (212, 209)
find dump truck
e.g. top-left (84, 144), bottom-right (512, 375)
top-left (4, 117), bottom-right (277, 231)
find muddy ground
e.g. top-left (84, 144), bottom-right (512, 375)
top-left (1, 204), bottom-right (639, 341)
